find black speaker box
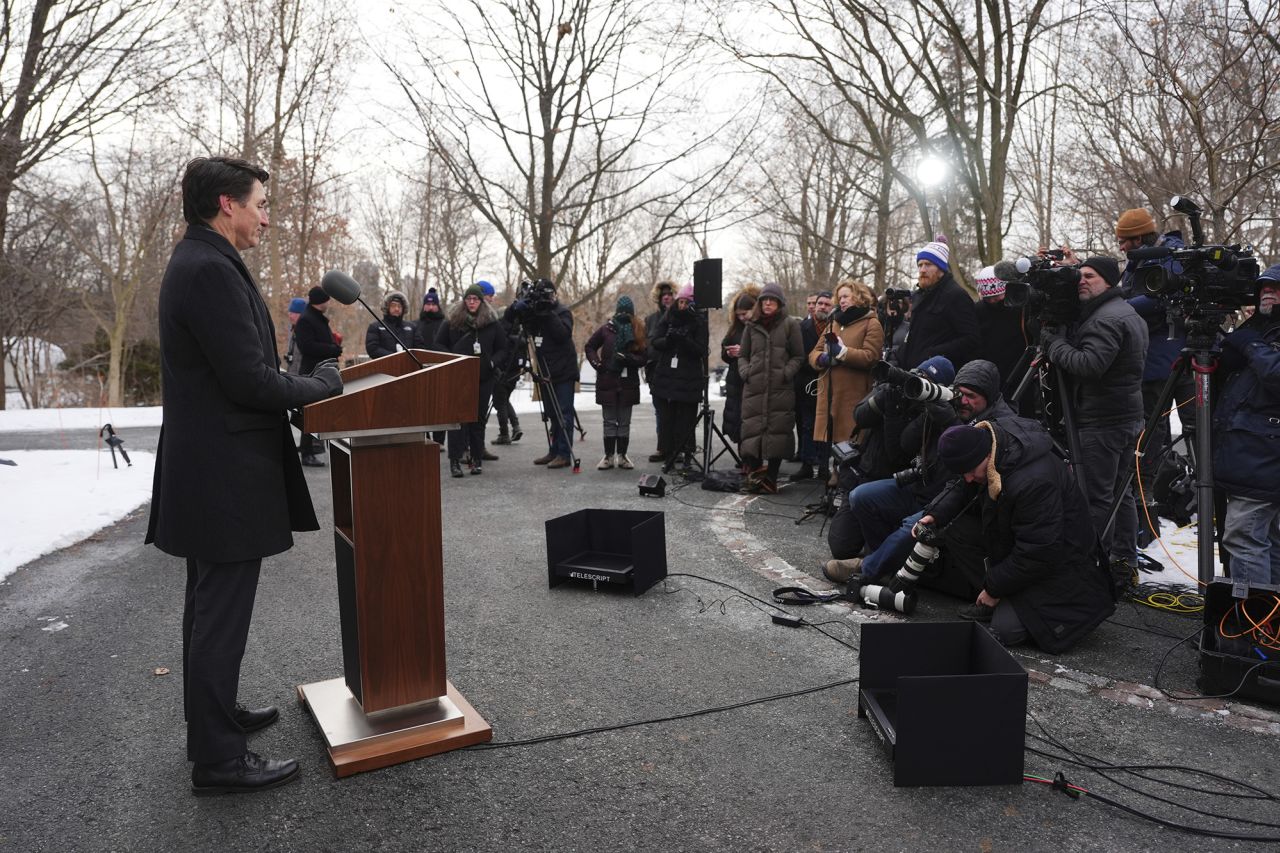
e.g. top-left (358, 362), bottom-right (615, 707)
top-left (858, 621), bottom-right (1026, 787)
top-left (1198, 580), bottom-right (1280, 706)
top-left (546, 509), bottom-right (667, 594)
top-left (693, 258), bottom-right (722, 309)
top-left (637, 474), bottom-right (666, 497)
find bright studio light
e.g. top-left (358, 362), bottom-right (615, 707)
top-left (916, 156), bottom-right (948, 188)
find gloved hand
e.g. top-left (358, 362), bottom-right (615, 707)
top-left (817, 352), bottom-right (830, 368)
top-left (1223, 328), bottom-right (1263, 354)
top-left (1039, 327), bottom-right (1063, 352)
top-left (832, 338), bottom-right (848, 360)
top-left (511, 299), bottom-right (530, 314)
top-left (309, 358), bottom-right (343, 398)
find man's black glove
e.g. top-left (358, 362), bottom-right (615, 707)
top-left (309, 358), bottom-right (343, 398)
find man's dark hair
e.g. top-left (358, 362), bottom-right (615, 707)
top-left (181, 157), bottom-right (270, 226)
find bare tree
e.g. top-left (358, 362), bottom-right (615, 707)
top-left (387, 0), bottom-right (749, 308)
top-left (0, 0), bottom-right (179, 407)
top-left (1065, 0), bottom-right (1280, 255)
top-left (28, 130), bottom-right (180, 407)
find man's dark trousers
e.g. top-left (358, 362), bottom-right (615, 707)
top-left (183, 557), bottom-right (262, 764)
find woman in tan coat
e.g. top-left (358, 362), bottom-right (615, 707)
top-left (810, 280), bottom-right (883, 445)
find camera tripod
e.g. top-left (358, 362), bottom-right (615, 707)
top-left (487, 316), bottom-right (585, 472)
top-left (1006, 340), bottom-right (1084, 467)
top-left (686, 308), bottom-right (740, 480)
top-left (1100, 337), bottom-right (1219, 584)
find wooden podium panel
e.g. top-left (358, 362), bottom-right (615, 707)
top-left (298, 350), bottom-right (491, 775)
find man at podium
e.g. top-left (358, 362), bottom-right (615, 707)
top-left (146, 156), bottom-right (342, 795)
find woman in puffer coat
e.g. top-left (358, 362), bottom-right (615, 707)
top-left (649, 283), bottom-right (708, 473)
top-left (720, 285), bottom-right (759, 444)
top-left (584, 295), bottom-right (648, 470)
top-left (435, 283), bottom-right (509, 478)
top-left (738, 282), bottom-right (805, 493)
top-left (810, 280), bottom-right (883, 446)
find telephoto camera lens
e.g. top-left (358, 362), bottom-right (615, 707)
top-left (888, 535), bottom-right (941, 592)
top-left (903, 374), bottom-right (955, 403)
top-left (860, 583), bottom-right (917, 615)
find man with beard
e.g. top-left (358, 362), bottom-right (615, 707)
top-left (895, 235), bottom-right (980, 370)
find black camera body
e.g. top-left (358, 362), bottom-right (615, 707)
top-left (516, 277), bottom-right (557, 313)
top-left (1004, 256), bottom-right (1081, 326)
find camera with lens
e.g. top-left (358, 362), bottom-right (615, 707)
top-left (831, 439), bottom-right (863, 471)
top-left (871, 361), bottom-right (954, 404)
top-left (892, 462), bottom-right (924, 487)
top-left (515, 277), bottom-right (557, 315)
top-left (1003, 255), bottom-right (1081, 326)
top-left (1127, 196), bottom-right (1258, 319)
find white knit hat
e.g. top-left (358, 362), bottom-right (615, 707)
top-left (974, 265), bottom-right (1006, 298)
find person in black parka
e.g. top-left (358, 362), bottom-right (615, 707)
top-left (435, 283), bottom-right (509, 477)
top-left (720, 286), bottom-right (759, 444)
top-left (923, 420), bottom-right (1115, 654)
top-left (292, 286), bottom-right (343, 465)
top-left (146, 157), bottom-right (342, 794)
top-left (896, 236), bottom-right (980, 370)
top-left (365, 290), bottom-right (416, 359)
top-left (415, 288), bottom-right (446, 351)
top-left (650, 283), bottom-right (708, 473)
top-left (583, 295), bottom-right (648, 470)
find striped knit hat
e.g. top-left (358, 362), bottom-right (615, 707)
top-left (917, 235), bottom-right (950, 273)
top-left (974, 265), bottom-right (1006, 298)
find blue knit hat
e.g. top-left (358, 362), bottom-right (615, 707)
top-left (916, 235), bottom-right (950, 273)
top-left (288, 297), bottom-right (307, 313)
top-left (616, 295), bottom-right (635, 316)
top-left (477, 280), bottom-right (495, 297)
top-left (423, 287), bottom-right (440, 306)
top-left (914, 355), bottom-right (955, 386)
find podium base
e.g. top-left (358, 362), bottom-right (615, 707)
top-left (298, 677), bottom-right (492, 777)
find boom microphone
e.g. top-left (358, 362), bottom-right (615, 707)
top-left (319, 269), bottom-right (425, 369)
top-left (992, 260), bottom-right (1021, 282)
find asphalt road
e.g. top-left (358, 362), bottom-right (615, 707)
top-left (2, 405), bottom-right (1279, 852)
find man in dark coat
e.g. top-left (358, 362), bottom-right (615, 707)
top-left (896, 236), bottom-right (980, 370)
top-left (650, 283), bottom-right (709, 474)
top-left (922, 421), bottom-right (1115, 653)
top-left (972, 265), bottom-right (1034, 389)
top-left (512, 279), bottom-right (578, 468)
top-left (1213, 266), bottom-right (1280, 596)
top-left (146, 156), bottom-right (342, 795)
top-left (792, 290), bottom-right (831, 481)
top-left (414, 288), bottom-right (446, 351)
top-left (292, 286), bottom-right (343, 466)
top-left (1040, 256), bottom-right (1148, 590)
top-left (365, 290), bottom-right (416, 359)
top-left (643, 280), bottom-right (676, 461)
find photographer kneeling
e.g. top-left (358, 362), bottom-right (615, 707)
top-left (920, 423), bottom-right (1115, 653)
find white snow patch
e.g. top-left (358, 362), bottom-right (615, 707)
top-left (0, 449), bottom-right (155, 581)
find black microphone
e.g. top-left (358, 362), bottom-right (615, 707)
top-left (320, 270), bottom-right (426, 369)
top-left (992, 260), bottom-right (1021, 282)
top-left (1125, 246), bottom-right (1173, 262)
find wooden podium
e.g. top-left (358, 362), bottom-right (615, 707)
top-left (297, 350), bottom-right (492, 776)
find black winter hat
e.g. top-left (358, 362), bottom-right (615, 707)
top-left (308, 286), bottom-right (330, 305)
top-left (1082, 256), bottom-right (1121, 287)
top-left (953, 359), bottom-right (1001, 405)
top-left (937, 425), bottom-right (993, 474)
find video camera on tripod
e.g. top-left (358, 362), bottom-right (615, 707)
top-left (999, 255), bottom-right (1081, 327)
top-left (1125, 196), bottom-right (1259, 342)
top-left (512, 277), bottom-right (558, 319)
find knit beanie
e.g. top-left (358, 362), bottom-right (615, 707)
top-left (676, 282), bottom-right (695, 302)
top-left (1115, 208), bottom-right (1157, 239)
top-left (914, 355), bottom-right (956, 386)
top-left (759, 282), bottom-right (786, 307)
top-left (1082, 256), bottom-right (1121, 287)
top-left (477, 280), bottom-right (495, 297)
top-left (953, 359), bottom-right (1000, 404)
top-left (974, 265), bottom-right (1006, 299)
top-left (423, 288), bottom-right (440, 306)
top-left (464, 283), bottom-right (485, 300)
top-left (288, 297), bottom-right (307, 313)
top-left (308, 286), bottom-right (329, 305)
top-left (616, 295), bottom-right (635, 316)
top-left (916, 235), bottom-right (950, 273)
top-left (937, 425), bottom-right (993, 474)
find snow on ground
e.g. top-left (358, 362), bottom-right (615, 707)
top-left (0, 450), bottom-right (155, 582)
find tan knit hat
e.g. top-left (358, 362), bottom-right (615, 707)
top-left (1115, 208), bottom-right (1157, 238)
